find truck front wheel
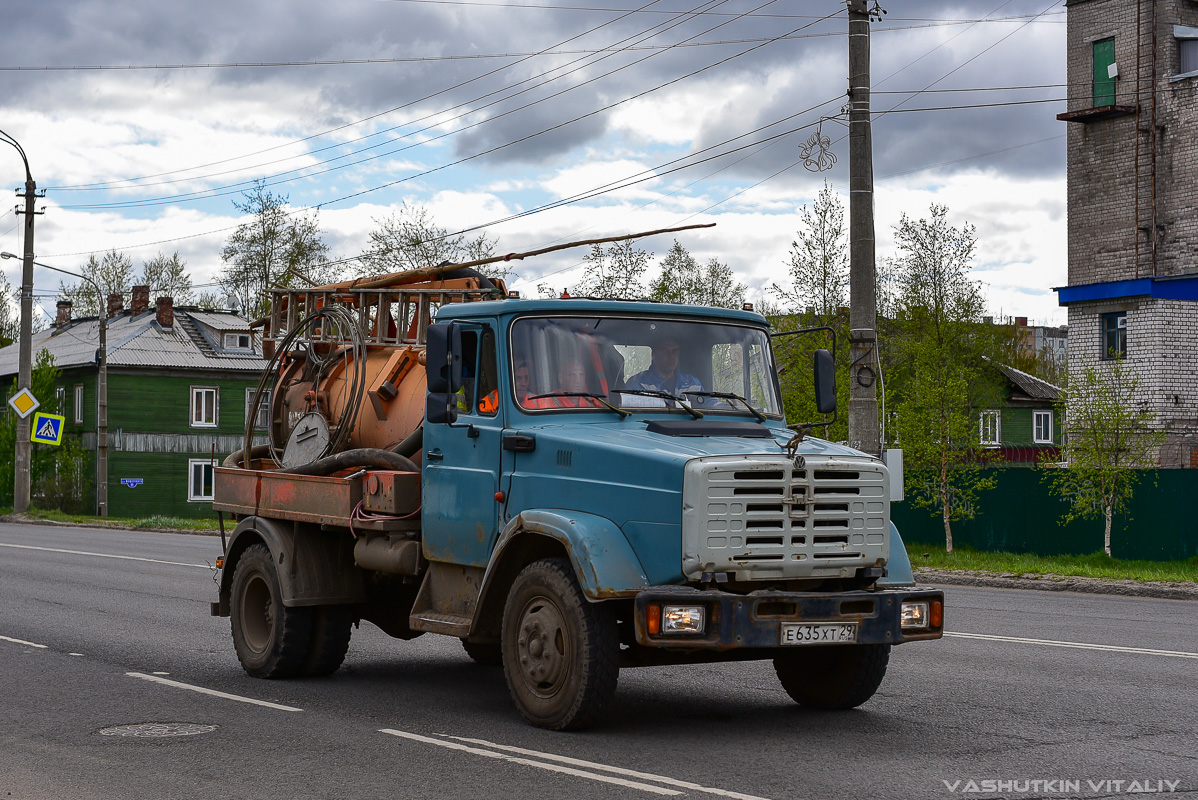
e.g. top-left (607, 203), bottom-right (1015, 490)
top-left (773, 644), bottom-right (890, 710)
top-left (230, 543), bottom-right (313, 678)
top-left (501, 558), bottom-right (618, 730)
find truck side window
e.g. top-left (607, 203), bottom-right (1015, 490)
top-left (477, 329), bottom-right (498, 417)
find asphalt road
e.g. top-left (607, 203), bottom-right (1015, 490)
top-left (1, 523), bottom-right (1195, 800)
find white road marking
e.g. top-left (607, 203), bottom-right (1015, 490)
top-left (0, 635), bottom-right (47, 648)
top-left (380, 729), bottom-right (684, 796)
top-left (127, 672), bottom-right (302, 711)
top-left (946, 632), bottom-right (1198, 659)
top-left (447, 735), bottom-right (777, 800)
top-left (0, 542), bottom-right (209, 569)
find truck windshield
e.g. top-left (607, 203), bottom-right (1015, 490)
top-left (511, 315), bottom-right (782, 418)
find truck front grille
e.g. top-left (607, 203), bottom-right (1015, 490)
top-left (682, 455), bottom-right (890, 580)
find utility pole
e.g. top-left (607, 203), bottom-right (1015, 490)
top-left (847, 0), bottom-right (880, 455)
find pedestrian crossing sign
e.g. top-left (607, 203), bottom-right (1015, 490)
top-left (30, 412), bottom-right (65, 446)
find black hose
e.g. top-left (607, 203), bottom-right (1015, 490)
top-left (223, 444), bottom-right (273, 467)
top-left (390, 425), bottom-right (424, 458)
top-left (278, 448), bottom-right (419, 476)
top-left (437, 264), bottom-right (496, 291)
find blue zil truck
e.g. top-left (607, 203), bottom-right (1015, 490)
top-left (211, 267), bottom-right (943, 730)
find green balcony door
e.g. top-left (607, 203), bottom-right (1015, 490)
top-left (1093, 38), bottom-right (1116, 107)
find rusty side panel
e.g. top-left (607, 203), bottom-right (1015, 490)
top-left (213, 467), bottom-right (363, 527)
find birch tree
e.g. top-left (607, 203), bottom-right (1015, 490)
top-left (888, 204), bottom-right (1004, 553)
top-left (772, 181), bottom-right (848, 323)
top-left (649, 240), bottom-right (745, 308)
top-left (1048, 361), bottom-right (1164, 556)
top-left (358, 205), bottom-right (505, 281)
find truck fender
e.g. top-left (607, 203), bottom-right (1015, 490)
top-left (215, 516), bottom-right (366, 616)
top-left (877, 522), bottom-right (916, 587)
top-left (470, 510), bottom-right (651, 636)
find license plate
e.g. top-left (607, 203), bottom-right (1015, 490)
top-left (780, 622), bottom-right (858, 645)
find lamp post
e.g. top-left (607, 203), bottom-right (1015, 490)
top-left (0, 252), bottom-right (108, 517)
top-left (0, 127), bottom-right (38, 512)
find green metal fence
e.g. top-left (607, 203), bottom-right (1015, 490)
top-left (892, 468), bottom-right (1198, 561)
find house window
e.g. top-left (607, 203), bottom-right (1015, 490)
top-left (1176, 25), bottom-right (1198, 78)
top-left (190, 386), bottom-right (218, 428)
top-left (1100, 312), bottom-right (1127, 359)
top-left (1093, 38), bottom-right (1116, 106)
top-left (74, 384), bottom-right (84, 424)
top-left (246, 388), bottom-right (271, 429)
top-left (1034, 410), bottom-right (1054, 444)
top-left (188, 459), bottom-right (215, 501)
top-left (979, 410), bottom-right (1001, 446)
top-left (224, 332), bottom-right (252, 349)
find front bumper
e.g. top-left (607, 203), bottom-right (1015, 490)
top-left (632, 586), bottom-right (943, 649)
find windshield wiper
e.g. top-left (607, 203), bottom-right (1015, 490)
top-left (615, 389), bottom-right (704, 420)
top-left (684, 391), bottom-right (767, 423)
top-left (528, 392), bottom-right (630, 419)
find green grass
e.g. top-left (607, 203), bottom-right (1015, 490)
top-left (12, 507), bottom-right (220, 531)
top-left (906, 543), bottom-right (1198, 584)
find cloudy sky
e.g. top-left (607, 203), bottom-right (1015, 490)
top-left (1, 0), bottom-right (1069, 326)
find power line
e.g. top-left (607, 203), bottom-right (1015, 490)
top-left (50, 0), bottom-right (745, 199)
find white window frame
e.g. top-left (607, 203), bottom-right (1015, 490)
top-left (224, 332), bottom-right (252, 349)
top-left (979, 410), bottom-right (1001, 446)
top-left (245, 387), bottom-right (271, 430)
top-left (1033, 410), bottom-right (1054, 444)
top-left (56, 386), bottom-right (65, 412)
top-left (74, 384), bottom-right (84, 424)
top-left (188, 458), bottom-right (215, 502)
top-left (190, 386), bottom-right (218, 428)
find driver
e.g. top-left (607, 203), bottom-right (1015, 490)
top-left (622, 337), bottom-right (703, 398)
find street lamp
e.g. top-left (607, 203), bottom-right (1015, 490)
top-left (0, 252), bottom-right (108, 517)
top-left (1, 127), bottom-right (38, 512)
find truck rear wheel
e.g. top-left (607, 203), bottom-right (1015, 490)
top-left (501, 558), bottom-right (618, 730)
top-left (230, 543), bottom-right (313, 678)
top-left (305, 606), bottom-right (354, 676)
top-left (773, 644), bottom-right (890, 710)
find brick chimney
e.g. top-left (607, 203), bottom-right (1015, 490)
top-left (107, 293), bottom-right (124, 317)
top-left (131, 285), bottom-right (150, 315)
top-left (156, 296), bottom-right (174, 330)
top-left (55, 301), bottom-right (73, 329)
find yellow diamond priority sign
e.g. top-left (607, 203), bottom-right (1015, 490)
top-left (31, 412), bottom-right (65, 446)
top-left (8, 387), bottom-right (40, 419)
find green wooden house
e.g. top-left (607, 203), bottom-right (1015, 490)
top-left (0, 290), bottom-right (268, 517)
top-left (978, 358), bottom-right (1063, 465)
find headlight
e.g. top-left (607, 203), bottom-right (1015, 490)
top-left (662, 605), bottom-right (705, 634)
top-left (901, 601), bottom-right (929, 629)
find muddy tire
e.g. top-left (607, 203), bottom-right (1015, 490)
top-left (462, 639), bottom-right (502, 666)
top-left (229, 543), bottom-right (313, 678)
top-left (773, 644), bottom-right (890, 710)
top-left (305, 605), bottom-right (354, 676)
top-left (501, 558), bottom-right (618, 730)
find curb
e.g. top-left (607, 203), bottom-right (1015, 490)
top-left (915, 568), bottom-right (1198, 602)
top-left (0, 514), bottom-right (221, 537)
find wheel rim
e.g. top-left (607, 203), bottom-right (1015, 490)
top-left (239, 573), bottom-right (274, 655)
top-left (515, 594), bottom-right (571, 698)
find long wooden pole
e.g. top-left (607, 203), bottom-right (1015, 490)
top-left (316, 222), bottom-right (716, 292)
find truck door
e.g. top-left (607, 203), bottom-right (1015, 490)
top-left (422, 324), bottom-right (504, 566)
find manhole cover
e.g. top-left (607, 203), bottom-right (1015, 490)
top-left (99, 723), bottom-right (217, 738)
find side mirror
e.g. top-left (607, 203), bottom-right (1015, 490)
top-left (426, 322), bottom-right (462, 425)
top-left (813, 349), bottom-right (836, 414)
top-left (426, 322), bottom-right (462, 393)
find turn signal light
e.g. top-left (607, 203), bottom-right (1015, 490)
top-left (930, 599), bottom-right (943, 629)
top-left (646, 604), bottom-right (661, 635)
top-left (215, 556), bottom-right (225, 569)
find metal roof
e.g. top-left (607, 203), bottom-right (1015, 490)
top-left (185, 310), bottom-right (254, 331)
top-left (0, 308), bottom-right (267, 377)
top-left (985, 357), bottom-right (1062, 402)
